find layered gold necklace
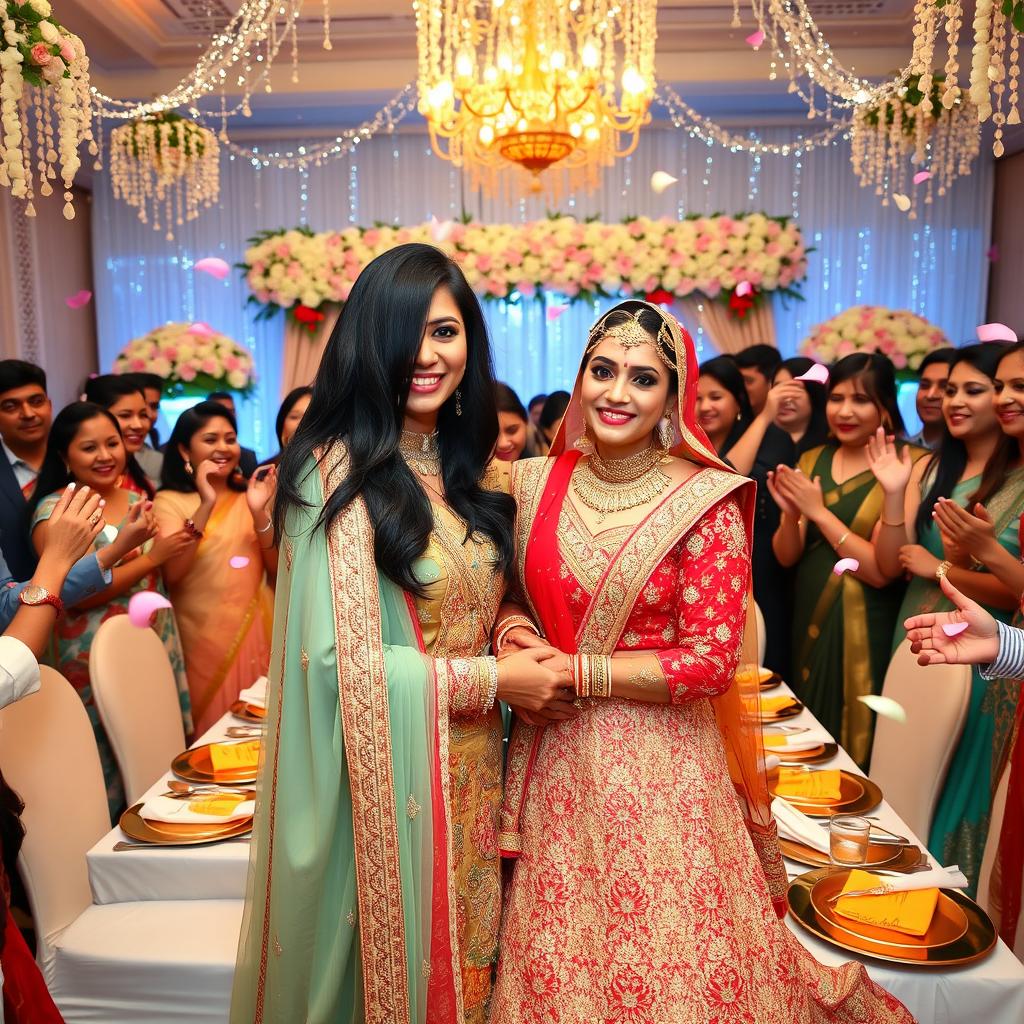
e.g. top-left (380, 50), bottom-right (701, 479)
top-left (399, 428), bottom-right (441, 476)
top-left (572, 445), bottom-right (671, 523)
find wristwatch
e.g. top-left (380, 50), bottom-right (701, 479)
top-left (18, 585), bottom-right (64, 616)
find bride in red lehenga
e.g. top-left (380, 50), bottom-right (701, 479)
top-left (489, 300), bottom-right (914, 1023)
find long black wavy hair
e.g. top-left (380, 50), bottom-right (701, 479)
top-left (161, 401), bottom-right (248, 493)
top-left (698, 355), bottom-right (753, 455)
top-left (275, 243), bottom-right (515, 595)
top-left (83, 374), bottom-right (154, 497)
top-left (29, 402), bottom-right (124, 517)
top-left (915, 343), bottom-right (1016, 537)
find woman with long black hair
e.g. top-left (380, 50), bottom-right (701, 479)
top-left (697, 355), bottom-right (753, 456)
top-left (84, 374), bottom-right (158, 496)
top-left (231, 244), bottom-right (573, 1024)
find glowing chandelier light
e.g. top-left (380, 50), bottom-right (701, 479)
top-left (414, 0), bottom-right (657, 196)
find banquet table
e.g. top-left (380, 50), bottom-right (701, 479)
top-left (85, 684), bottom-right (1024, 1024)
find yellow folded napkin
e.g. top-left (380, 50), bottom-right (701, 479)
top-left (762, 730), bottom-right (831, 752)
top-left (139, 793), bottom-right (255, 825)
top-left (735, 665), bottom-right (775, 687)
top-left (208, 740), bottom-right (261, 773)
top-left (774, 767), bottom-right (842, 801)
top-left (760, 695), bottom-right (799, 714)
top-left (833, 868), bottom-right (940, 937)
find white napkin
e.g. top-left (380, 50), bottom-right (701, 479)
top-left (238, 676), bottom-right (268, 709)
top-left (845, 865), bottom-right (969, 896)
top-left (772, 796), bottom-right (830, 854)
top-left (139, 793), bottom-right (255, 825)
top-left (763, 729), bottom-right (832, 753)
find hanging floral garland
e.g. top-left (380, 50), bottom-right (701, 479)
top-left (0, 0), bottom-right (92, 218)
top-left (850, 73), bottom-right (980, 215)
top-left (109, 111), bottom-right (219, 240)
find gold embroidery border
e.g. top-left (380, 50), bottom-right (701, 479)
top-left (320, 447), bottom-right (411, 1024)
top-left (511, 457), bottom-right (555, 626)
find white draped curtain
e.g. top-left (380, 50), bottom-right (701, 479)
top-left (90, 124), bottom-right (994, 456)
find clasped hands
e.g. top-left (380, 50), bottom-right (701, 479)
top-left (495, 626), bottom-right (579, 725)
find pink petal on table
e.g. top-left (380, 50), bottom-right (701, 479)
top-left (429, 215), bottom-right (454, 243)
top-left (735, 281), bottom-right (753, 297)
top-left (977, 322), bottom-right (1018, 343)
top-left (913, 170), bottom-right (932, 185)
top-left (650, 171), bottom-right (678, 194)
top-left (194, 257), bottom-right (231, 280)
top-left (127, 590), bottom-right (172, 628)
top-left (187, 322), bottom-right (216, 337)
top-left (833, 557), bottom-right (860, 576)
top-left (794, 363), bottom-right (829, 385)
top-left (229, 555), bottom-right (250, 569)
top-left (857, 694), bottom-right (907, 723)
top-left (987, 244), bottom-right (1000, 262)
top-left (64, 289), bottom-right (92, 309)
top-left (546, 304), bottom-right (569, 322)
top-left (942, 621), bottom-right (970, 637)
top-left (746, 29), bottom-right (765, 47)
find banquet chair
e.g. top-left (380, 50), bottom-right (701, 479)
top-left (753, 601), bottom-right (767, 665)
top-left (978, 758), bottom-right (1024, 959)
top-left (90, 613), bottom-right (187, 805)
top-left (0, 666), bottom-right (242, 1023)
top-left (868, 638), bottom-right (971, 841)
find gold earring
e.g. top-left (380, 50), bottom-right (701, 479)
top-left (657, 415), bottom-right (674, 450)
top-left (184, 458), bottom-right (193, 476)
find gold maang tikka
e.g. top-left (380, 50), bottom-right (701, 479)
top-left (585, 308), bottom-right (678, 372)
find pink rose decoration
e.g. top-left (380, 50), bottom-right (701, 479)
top-left (178, 365), bottom-right (197, 382)
top-left (40, 55), bottom-right (65, 83)
top-left (59, 39), bottom-right (76, 63)
top-left (627, 221), bottom-right (646, 238)
top-left (363, 229), bottom-right (381, 247)
top-left (30, 43), bottom-right (52, 66)
top-left (892, 352), bottom-right (908, 369)
top-left (274, 244), bottom-right (291, 259)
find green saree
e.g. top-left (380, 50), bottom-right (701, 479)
top-left (894, 467), bottom-right (1024, 892)
top-left (791, 444), bottom-right (923, 768)
top-left (231, 448), bottom-right (501, 1024)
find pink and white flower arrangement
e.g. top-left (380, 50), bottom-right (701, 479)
top-left (243, 214), bottom-right (808, 318)
top-left (113, 323), bottom-right (256, 394)
top-left (800, 306), bottom-right (950, 371)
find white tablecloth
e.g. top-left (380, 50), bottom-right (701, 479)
top-left (85, 686), bottom-right (1024, 1023)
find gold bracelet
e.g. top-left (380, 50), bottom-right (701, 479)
top-left (493, 614), bottom-right (541, 652)
top-left (833, 531), bottom-right (850, 550)
top-left (935, 560), bottom-right (953, 581)
top-left (880, 517), bottom-right (905, 528)
top-left (590, 655), bottom-right (613, 699)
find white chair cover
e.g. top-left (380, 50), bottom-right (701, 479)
top-left (90, 615), bottom-right (186, 806)
top-left (753, 601), bottom-right (767, 666)
top-left (869, 638), bottom-right (971, 840)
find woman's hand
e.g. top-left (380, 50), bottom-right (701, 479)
top-left (194, 459), bottom-right (220, 506)
top-left (866, 427), bottom-right (914, 496)
top-left (938, 526), bottom-right (971, 570)
top-left (496, 646), bottom-right (578, 720)
top-left (932, 498), bottom-right (999, 561)
top-left (904, 575), bottom-right (1000, 666)
top-left (763, 380), bottom-right (807, 423)
top-left (765, 469), bottom-right (797, 518)
top-left (496, 625), bottom-right (548, 659)
top-left (148, 529), bottom-right (197, 566)
top-left (898, 543), bottom-right (941, 580)
top-left (773, 465), bottom-right (825, 521)
top-left (38, 484), bottom-right (105, 571)
top-left (99, 501), bottom-right (157, 568)
top-left (246, 465), bottom-right (277, 520)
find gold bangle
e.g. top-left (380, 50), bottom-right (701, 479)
top-left (880, 517), bottom-right (905, 528)
top-left (493, 614), bottom-right (540, 652)
top-left (935, 560), bottom-right (953, 581)
top-left (834, 531), bottom-right (850, 550)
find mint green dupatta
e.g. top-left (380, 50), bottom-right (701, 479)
top-left (231, 449), bottom-right (462, 1024)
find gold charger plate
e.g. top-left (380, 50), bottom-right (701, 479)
top-left (119, 803), bottom-right (253, 846)
top-left (171, 740), bottom-right (261, 784)
top-left (779, 836), bottom-right (922, 870)
top-left (786, 773), bottom-right (882, 817)
top-left (788, 868), bottom-right (997, 967)
top-left (765, 741), bottom-right (839, 765)
top-left (759, 698), bottom-right (804, 722)
top-left (229, 699), bottom-right (266, 722)
top-left (771, 770), bottom-right (867, 814)
top-left (759, 673), bottom-right (784, 691)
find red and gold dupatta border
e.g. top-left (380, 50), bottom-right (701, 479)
top-left (319, 447), bottom-right (411, 1024)
top-left (500, 466), bottom-right (747, 857)
top-left (511, 457), bottom-right (556, 626)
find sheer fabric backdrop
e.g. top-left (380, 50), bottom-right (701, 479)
top-left (91, 125), bottom-right (993, 455)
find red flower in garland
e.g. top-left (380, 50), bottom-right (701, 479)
top-left (728, 286), bottom-right (757, 319)
top-left (292, 304), bottom-right (326, 333)
top-left (644, 288), bottom-right (674, 306)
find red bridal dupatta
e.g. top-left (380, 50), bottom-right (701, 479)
top-left (499, 302), bottom-right (788, 913)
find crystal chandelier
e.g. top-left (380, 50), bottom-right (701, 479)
top-left (414, 0), bottom-right (657, 196)
top-left (850, 74), bottom-right (980, 216)
top-left (109, 112), bottom-right (219, 240)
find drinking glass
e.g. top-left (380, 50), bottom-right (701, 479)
top-left (829, 814), bottom-right (871, 868)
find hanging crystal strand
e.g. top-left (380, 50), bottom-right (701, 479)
top-left (34, 91), bottom-right (51, 198)
top-left (731, 0), bottom-right (742, 29)
top-left (220, 88), bottom-right (228, 142)
top-left (291, 17), bottom-right (299, 84)
top-left (1008, 33), bottom-right (1021, 125)
top-left (992, 11), bottom-right (1008, 156)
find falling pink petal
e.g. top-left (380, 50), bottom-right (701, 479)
top-left (987, 244), bottom-right (1000, 262)
top-left (977, 322), bottom-right (1018, 344)
top-left (194, 257), bottom-right (231, 280)
top-left (429, 216), bottom-right (454, 243)
top-left (127, 590), bottom-right (172, 628)
top-left (187, 322), bottom-right (216, 337)
top-left (746, 29), bottom-right (765, 47)
top-left (546, 304), bottom-right (569, 322)
top-left (229, 556), bottom-right (250, 569)
top-left (795, 363), bottom-right (829, 385)
top-left (64, 289), bottom-right (92, 309)
top-left (942, 621), bottom-right (970, 637)
top-left (735, 281), bottom-right (753, 297)
top-left (833, 557), bottom-right (860, 576)
top-left (913, 170), bottom-right (932, 185)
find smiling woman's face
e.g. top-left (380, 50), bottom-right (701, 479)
top-left (403, 285), bottom-right (468, 430)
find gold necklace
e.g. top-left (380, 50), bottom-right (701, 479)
top-left (572, 446), bottom-right (671, 523)
top-left (399, 428), bottom-right (441, 476)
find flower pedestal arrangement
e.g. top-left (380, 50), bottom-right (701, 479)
top-left (0, 1), bottom-right (92, 219)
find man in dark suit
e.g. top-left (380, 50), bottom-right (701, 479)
top-left (0, 361), bottom-right (52, 579)
top-left (207, 391), bottom-right (258, 478)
